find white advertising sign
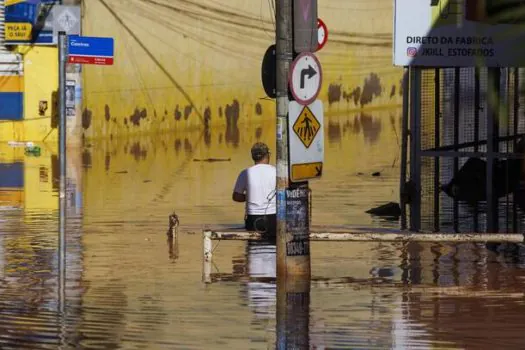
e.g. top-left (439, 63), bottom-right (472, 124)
top-left (394, 0), bottom-right (525, 67)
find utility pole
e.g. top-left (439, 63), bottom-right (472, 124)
top-left (275, 0), bottom-right (311, 347)
top-left (275, 0), bottom-right (311, 281)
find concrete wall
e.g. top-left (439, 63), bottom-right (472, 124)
top-left (82, 0), bottom-right (402, 140)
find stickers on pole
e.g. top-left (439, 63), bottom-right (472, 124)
top-left (289, 52), bottom-right (322, 105)
top-left (285, 187), bottom-right (310, 256)
top-left (288, 100), bottom-right (324, 182)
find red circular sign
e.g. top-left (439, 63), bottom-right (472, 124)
top-left (317, 18), bottom-right (328, 51)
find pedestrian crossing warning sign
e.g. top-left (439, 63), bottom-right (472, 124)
top-left (288, 100), bottom-right (324, 182)
top-left (292, 105), bottom-right (320, 148)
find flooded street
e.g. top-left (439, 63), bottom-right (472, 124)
top-left (1, 111), bottom-right (525, 349)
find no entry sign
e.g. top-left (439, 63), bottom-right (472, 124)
top-left (317, 18), bottom-right (328, 51)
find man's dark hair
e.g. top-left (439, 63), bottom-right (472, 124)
top-left (251, 142), bottom-right (270, 162)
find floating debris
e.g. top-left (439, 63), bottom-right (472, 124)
top-left (167, 212), bottom-right (180, 237)
top-left (366, 202), bottom-right (401, 218)
top-left (193, 158), bottom-right (231, 162)
top-left (369, 266), bottom-right (396, 278)
top-left (441, 157), bottom-right (523, 203)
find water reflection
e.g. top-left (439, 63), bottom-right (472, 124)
top-left (76, 110), bottom-right (402, 228)
top-left (0, 162), bottom-right (24, 208)
top-left (327, 112), bottom-right (384, 146)
top-left (207, 239), bottom-right (525, 348)
top-left (245, 242), bottom-right (276, 320)
top-left (276, 278), bottom-right (310, 350)
top-left (214, 242), bottom-right (313, 349)
top-left (225, 100), bottom-right (241, 147)
top-left (399, 244), bottom-right (525, 349)
top-left (0, 143), bottom-right (84, 348)
top-left (167, 231), bottom-right (179, 262)
top-left (0, 113), bottom-right (404, 348)
top-left (5, 111), bottom-right (525, 348)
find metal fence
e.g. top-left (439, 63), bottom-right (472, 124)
top-left (402, 67), bottom-right (525, 233)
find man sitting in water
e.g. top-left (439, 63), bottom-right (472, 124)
top-left (232, 142), bottom-right (276, 238)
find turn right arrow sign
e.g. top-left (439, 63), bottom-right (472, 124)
top-left (289, 52), bottom-right (323, 106)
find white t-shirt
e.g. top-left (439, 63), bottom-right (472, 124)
top-left (233, 164), bottom-right (276, 215)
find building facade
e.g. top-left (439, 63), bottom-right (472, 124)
top-left (0, 0), bottom-right (403, 142)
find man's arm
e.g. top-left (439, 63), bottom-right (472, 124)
top-left (232, 192), bottom-right (246, 202)
top-left (232, 170), bottom-right (247, 202)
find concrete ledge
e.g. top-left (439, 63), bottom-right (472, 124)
top-left (201, 227), bottom-right (524, 283)
top-left (203, 229), bottom-right (524, 243)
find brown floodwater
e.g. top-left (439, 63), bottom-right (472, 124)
top-left (1, 111), bottom-right (525, 349)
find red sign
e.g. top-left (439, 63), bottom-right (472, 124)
top-left (68, 56), bottom-right (114, 65)
top-left (317, 18), bottom-right (328, 51)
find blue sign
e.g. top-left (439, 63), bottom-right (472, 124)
top-left (4, 0), bottom-right (57, 45)
top-left (68, 35), bottom-right (115, 65)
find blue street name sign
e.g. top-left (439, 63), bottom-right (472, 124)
top-left (67, 35), bottom-right (114, 65)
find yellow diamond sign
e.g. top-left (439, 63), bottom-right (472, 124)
top-left (292, 106), bottom-right (320, 148)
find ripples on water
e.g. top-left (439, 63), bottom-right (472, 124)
top-left (0, 113), bottom-right (525, 348)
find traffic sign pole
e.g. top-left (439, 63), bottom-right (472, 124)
top-left (58, 31), bottom-right (67, 315)
top-left (56, 31), bottom-right (114, 323)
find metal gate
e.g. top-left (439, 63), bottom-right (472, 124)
top-left (401, 67), bottom-right (525, 233)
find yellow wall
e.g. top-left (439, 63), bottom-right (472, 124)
top-left (0, 0), bottom-right (403, 142)
top-left (0, 46), bottom-right (58, 142)
top-left (82, 0), bottom-right (403, 140)
top-left (20, 46), bottom-right (58, 141)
